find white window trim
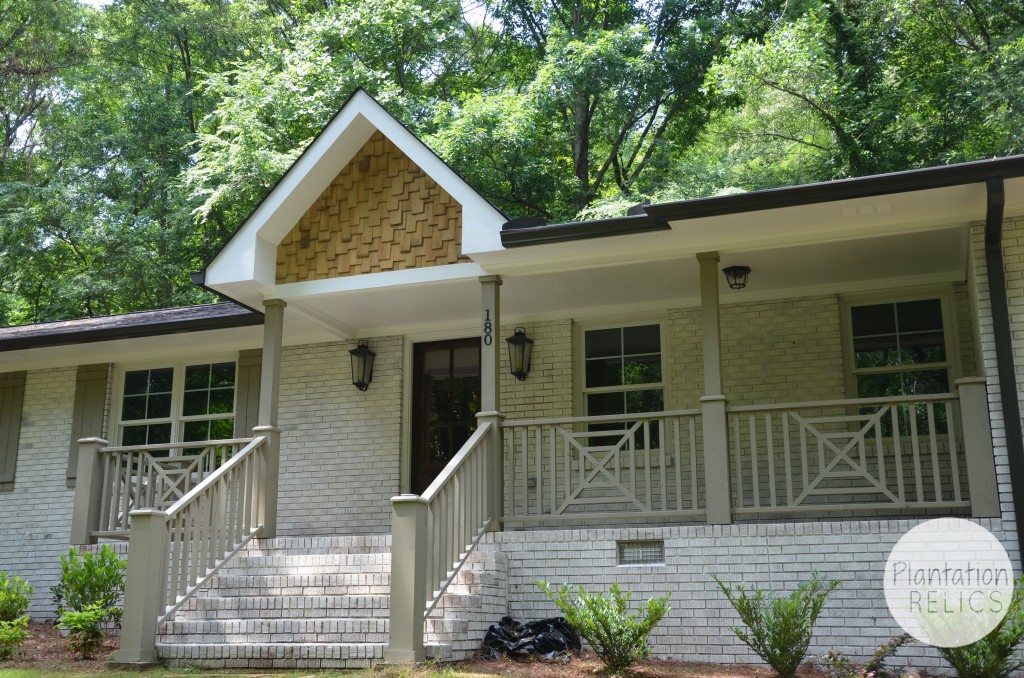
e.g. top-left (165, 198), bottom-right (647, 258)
top-left (112, 354), bottom-right (239, 448)
top-left (573, 317), bottom-right (667, 418)
top-left (839, 286), bottom-right (961, 400)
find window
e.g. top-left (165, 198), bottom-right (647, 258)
top-left (582, 324), bottom-right (664, 416)
top-left (848, 298), bottom-right (951, 398)
top-left (117, 361), bottom-right (236, 448)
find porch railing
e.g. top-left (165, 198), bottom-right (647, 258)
top-left (113, 432), bottom-right (273, 663)
top-left (727, 394), bottom-right (971, 514)
top-left (89, 440), bottom-right (252, 538)
top-left (386, 416), bottom-right (499, 663)
top-left (502, 410), bottom-right (704, 524)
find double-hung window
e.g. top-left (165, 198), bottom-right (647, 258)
top-left (117, 361), bottom-right (237, 449)
top-left (581, 323), bottom-right (664, 417)
top-left (844, 293), bottom-right (955, 434)
top-left (847, 297), bottom-right (951, 398)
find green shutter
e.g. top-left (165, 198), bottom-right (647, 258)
top-left (66, 364), bottom-right (110, 488)
top-left (0, 372), bottom-right (27, 492)
top-left (234, 349), bottom-right (262, 438)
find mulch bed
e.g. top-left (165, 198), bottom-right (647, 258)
top-left (1, 621), bottom-right (118, 673)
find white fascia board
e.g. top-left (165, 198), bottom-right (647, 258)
top-left (270, 262), bottom-right (487, 300)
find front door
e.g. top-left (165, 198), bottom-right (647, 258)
top-left (411, 338), bottom-right (481, 494)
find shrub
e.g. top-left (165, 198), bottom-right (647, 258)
top-left (936, 576), bottom-right (1024, 678)
top-left (0, 572), bottom-right (32, 622)
top-left (537, 581), bottom-right (670, 673)
top-left (0, 571), bottom-right (34, 661)
top-left (0, 616), bottom-right (29, 660)
top-left (715, 573), bottom-right (840, 678)
top-left (51, 545), bottom-right (126, 626)
top-left (56, 602), bottom-right (111, 659)
top-left (820, 633), bottom-right (914, 678)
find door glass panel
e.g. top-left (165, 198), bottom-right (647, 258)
top-left (452, 346), bottom-right (478, 377)
top-left (423, 349), bottom-right (449, 378)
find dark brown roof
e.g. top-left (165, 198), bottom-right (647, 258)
top-left (0, 303), bottom-right (263, 352)
top-left (502, 155), bottom-right (1024, 247)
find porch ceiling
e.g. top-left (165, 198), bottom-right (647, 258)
top-left (278, 224), bottom-right (967, 340)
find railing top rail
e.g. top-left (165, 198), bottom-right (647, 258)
top-left (727, 392), bottom-right (957, 414)
top-left (160, 436), bottom-right (267, 517)
top-left (100, 438), bottom-right (254, 454)
top-left (505, 409), bottom-right (701, 428)
top-left (420, 421), bottom-right (492, 502)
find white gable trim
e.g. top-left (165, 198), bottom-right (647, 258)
top-left (204, 89), bottom-right (506, 298)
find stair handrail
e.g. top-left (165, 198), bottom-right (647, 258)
top-left (113, 433), bottom-right (270, 664)
top-left (386, 417), bottom-right (498, 663)
top-left (419, 421), bottom-right (494, 615)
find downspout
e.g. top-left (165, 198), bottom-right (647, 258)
top-left (983, 176), bottom-right (1024, 563)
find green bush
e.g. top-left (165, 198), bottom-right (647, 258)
top-left (537, 581), bottom-right (670, 673)
top-left (936, 576), bottom-right (1024, 678)
top-left (0, 616), bottom-right (30, 661)
top-left (0, 572), bottom-right (32, 622)
top-left (715, 573), bottom-right (840, 678)
top-left (820, 633), bottom-right (914, 678)
top-left (56, 602), bottom-right (111, 659)
top-left (50, 545), bottom-right (126, 626)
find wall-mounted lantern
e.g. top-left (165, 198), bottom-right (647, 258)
top-left (505, 328), bottom-right (534, 381)
top-left (722, 265), bottom-right (751, 290)
top-left (349, 340), bottom-right (376, 391)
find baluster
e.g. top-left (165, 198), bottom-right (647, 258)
top-left (765, 413), bottom-right (776, 508)
top-left (891, 405), bottom-right (905, 504)
top-left (535, 428), bottom-right (542, 515)
top-left (100, 452), bottom-right (114, 532)
top-left (782, 414), bottom-right (793, 507)
top-left (425, 503), bottom-right (436, 607)
top-left (673, 417), bottom-right (683, 511)
top-left (689, 416), bottom-right (698, 511)
top-left (799, 417), bottom-right (809, 499)
top-left (946, 401), bottom-right (962, 503)
top-left (874, 413), bottom-right (886, 496)
top-left (549, 425), bottom-right (556, 516)
top-left (658, 419), bottom-right (667, 512)
top-left (910, 405), bottom-right (924, 502)
top-left (928, 402), bottom-right (942, 502)
top-left (732, 415), bottom-right (743, 509)
top-left (643, 420), bottom-right (652, 511)
top-left (749, 415), bottom-right (760, 509)
top-left (521, 428), bottom-right (529, 516)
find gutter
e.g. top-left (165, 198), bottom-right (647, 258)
top-left (190, 272), bottom-right (264, 315)
top-left (984, 176), bottom-right (1024, 564)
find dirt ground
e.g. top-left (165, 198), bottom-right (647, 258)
top-left (0, 621), bottom-right (834, 677)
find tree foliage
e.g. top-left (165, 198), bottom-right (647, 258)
top-left (2, 0), bottom-right (1024, 324)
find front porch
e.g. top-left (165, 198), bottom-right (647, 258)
top-left (69, 377), bottom-right (1001, 665)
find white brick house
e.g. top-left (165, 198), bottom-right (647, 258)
top-left (3, 89), bottom-right (1024, 671)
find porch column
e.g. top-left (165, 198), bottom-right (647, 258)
top-left (385, 495), bottom-right (429, 664)
top-left (478, 275), bottom-right (504, 528)
top-left (697, 252), bottom-right (732, 525)
top-left (69, 437), bottom-right (108, 545)
top-left (257, 298), bottom-right (286, 539)
top-left (957, 377), bottom-right (1001, 518)
top-left (111, 510), bottom-right (167, 666)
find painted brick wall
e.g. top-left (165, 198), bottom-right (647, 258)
top-left (969, 217), bottom-right (1022, 535)
top-left (490, 518), bottom-right (1020, 670)
top-left (498, 319), bottom-right (573, 421)
top-left (0, 368), bottom-right (78, 617)
top-left (665, 295), bottom-right (846, 410)
top-left (276, 337), bottom-right (403, 535)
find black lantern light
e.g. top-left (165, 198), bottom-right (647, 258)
top-left (349, 340), bottom-right (376, 391)
top-left (722, 265), bottom-right (751, 290)
top-left (505, 328), bottom-right (534, 381)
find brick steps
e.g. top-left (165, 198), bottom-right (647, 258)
top-left (157, 536), bottom-right (415, 669)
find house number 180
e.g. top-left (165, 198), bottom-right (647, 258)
top-left (483, 309), bottom-right (493, 346)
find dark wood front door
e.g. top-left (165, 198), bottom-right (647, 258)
top-left (411, 338), bottom-right (481, 494)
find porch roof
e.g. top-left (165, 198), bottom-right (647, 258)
top-left (500, 155), bottom-right (1024, 248)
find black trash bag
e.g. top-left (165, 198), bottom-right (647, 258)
top-left (481, 615), bottom-right (582, 662)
